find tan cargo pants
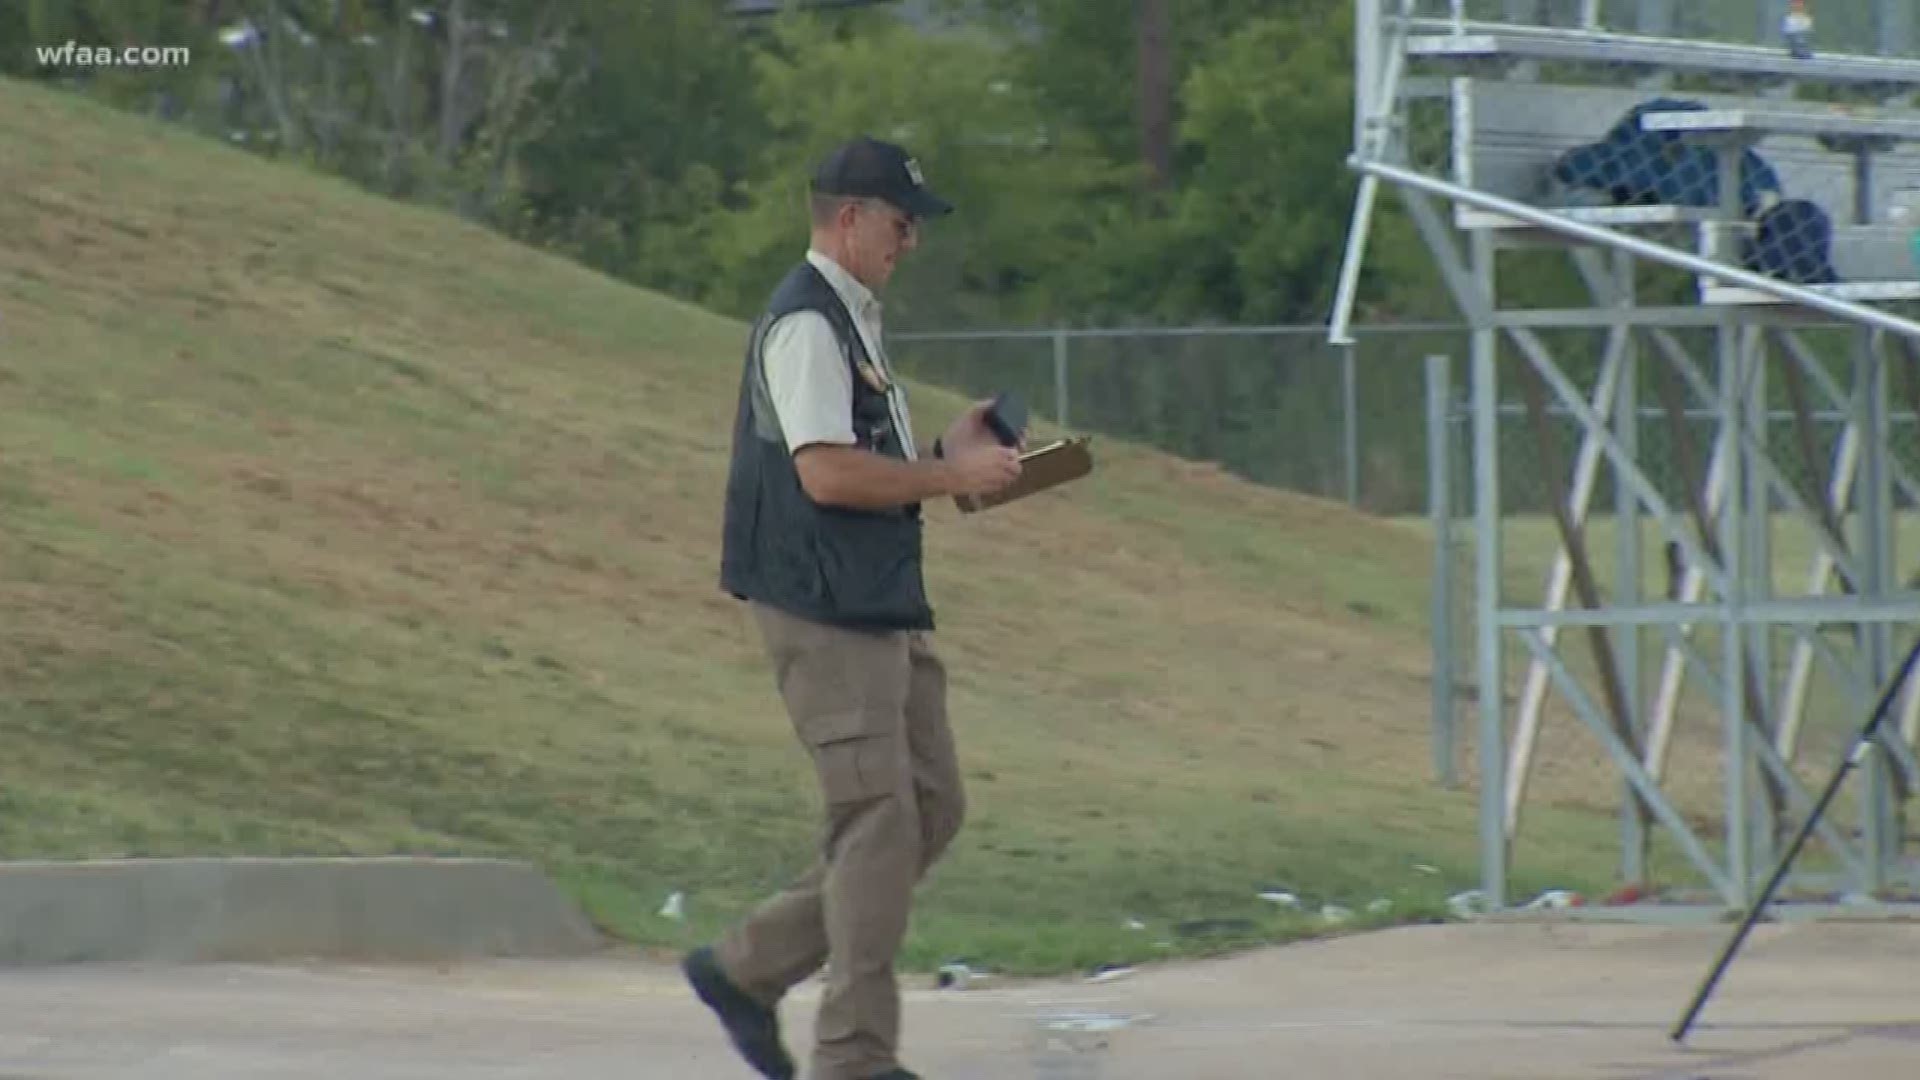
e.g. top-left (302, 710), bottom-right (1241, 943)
top-left (714, 602), bottom-right (967, 1080)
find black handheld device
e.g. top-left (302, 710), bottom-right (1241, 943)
top-left (984, 391), bottom-right (1028, 448)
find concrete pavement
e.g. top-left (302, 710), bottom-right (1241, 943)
top-left (2, 921), bottom-right (1917, 1078)
top-left (0, 858), bottom-right (601, 965)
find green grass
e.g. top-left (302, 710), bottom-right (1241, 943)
top-left (0, 78), bottom-right (1635, 975)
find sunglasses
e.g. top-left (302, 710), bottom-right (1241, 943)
top-left (861, 200), bottom-right (919, 241)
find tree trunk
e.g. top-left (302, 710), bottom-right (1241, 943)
top-left (317, 34), bottom-right (340, 164)
top-left (437, 0), bottom-right (469, 169)
top-left (383, 21), bottom-right (413, 191)
top-left (248, 0), bottom-right (301, 152)
top-left (1135, 0), bottom-right (1171, 192)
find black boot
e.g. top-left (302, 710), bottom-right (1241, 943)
top-left (681, 947), bottom-right (796, 1080)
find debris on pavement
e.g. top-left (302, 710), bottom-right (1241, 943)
top-left (1603, 883), bottom-right (1649, 906)
top-left (1036, 1011), bottom-right (1150, 1034)
top-left (937, 961), bottom-right (990, 989)
top-left (1446, 889), bottom-right (1488, 919)
top-left (1027, 1010), bottom-right (1150, 1067)
top-left (1522, 889), bottom-right (1585, 910)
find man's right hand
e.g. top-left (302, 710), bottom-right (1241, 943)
top-left (944, 444), bottom-right (1022, 497)
top-left (795, 442), bottom-right (1021, 511)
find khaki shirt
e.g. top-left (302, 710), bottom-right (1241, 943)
top-left (761, 250), bottom-right (918, 460)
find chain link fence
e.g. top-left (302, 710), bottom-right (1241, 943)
top-left (889, 323), bottom-right (1920, 518)
top-left (888, 324), bottom-right (1465, 515)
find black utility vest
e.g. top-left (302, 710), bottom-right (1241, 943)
top-left (719, 260), bottom-right (933, 632)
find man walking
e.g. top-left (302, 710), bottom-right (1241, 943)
top-left (685, 136), bottom-right (1023, 1080)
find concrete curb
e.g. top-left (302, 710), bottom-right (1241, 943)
top-left (0, 857), bottom-right (605, 965)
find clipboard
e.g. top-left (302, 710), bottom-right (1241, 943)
top-left (953, 436), bottom-right (1095, 514)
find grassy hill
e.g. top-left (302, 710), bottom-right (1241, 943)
top-left (0, 78), bottom-right (1632, 974)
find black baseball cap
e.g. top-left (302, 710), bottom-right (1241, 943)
top-left (811, 136), bottom-right (954, 219)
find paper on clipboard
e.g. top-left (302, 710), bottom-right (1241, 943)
top-left (952, 436), bottom-right (1094, 514)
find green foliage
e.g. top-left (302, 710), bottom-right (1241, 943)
top-left (6, 0), bottom-right (1444, 328)
top-left (512, 0), bottom-right (765, 298)
top-left (691, 11), bottom-right (1129, 326)
top-left (926, 0), bottom-right (1403, 325)
top-left (958, 0), bottom-right (1289, 171)
top-left (1173, 11), bottom-right (1358, 321)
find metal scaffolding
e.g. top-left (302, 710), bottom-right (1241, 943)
top-left (1341, 0), bottom-right (1920, 911)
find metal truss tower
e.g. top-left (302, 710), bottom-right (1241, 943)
top-left (1339, 0), bottom-right (1920, 911)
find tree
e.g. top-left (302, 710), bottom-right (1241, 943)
top-left (1173, 8), bottom-right (1364, 322)
top-left (511, 0), bottom-right (766, 298)
top-left (692, 10), bottom-right (1124, 326)
top-left (957, 0), bottom-right (1281, 192)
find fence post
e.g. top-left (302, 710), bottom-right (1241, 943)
top-left (1879, 0), bottom-right (1913, 57)
top-left (1343, 340), bottom-right (1361, 506)
top-left (1426, 353), bottom-right (1459, 789)
top-left (1052, 327), bottom-right (1071, 428)
top-left (1758, 0), bottom-right (1788, 46)
top-left (1635, 0), bottom-right (1673, 36)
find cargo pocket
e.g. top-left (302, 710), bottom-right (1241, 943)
top-left (804, 713), bottom-right (901, 807)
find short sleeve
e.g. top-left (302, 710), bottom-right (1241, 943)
top-left (761, 311), bottom-right (856, 453)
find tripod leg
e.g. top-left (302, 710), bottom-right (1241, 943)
top-left (1671, 630), bottom-right (1920, 1044)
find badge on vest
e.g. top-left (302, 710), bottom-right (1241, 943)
top-left (856, 358), bottom-right (893, 394)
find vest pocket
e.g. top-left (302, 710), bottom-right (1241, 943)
top-left (810, 516), bottom-right (925, 625)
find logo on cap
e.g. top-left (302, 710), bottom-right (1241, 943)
top-left (904, 158), bottom-right (925, 187)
